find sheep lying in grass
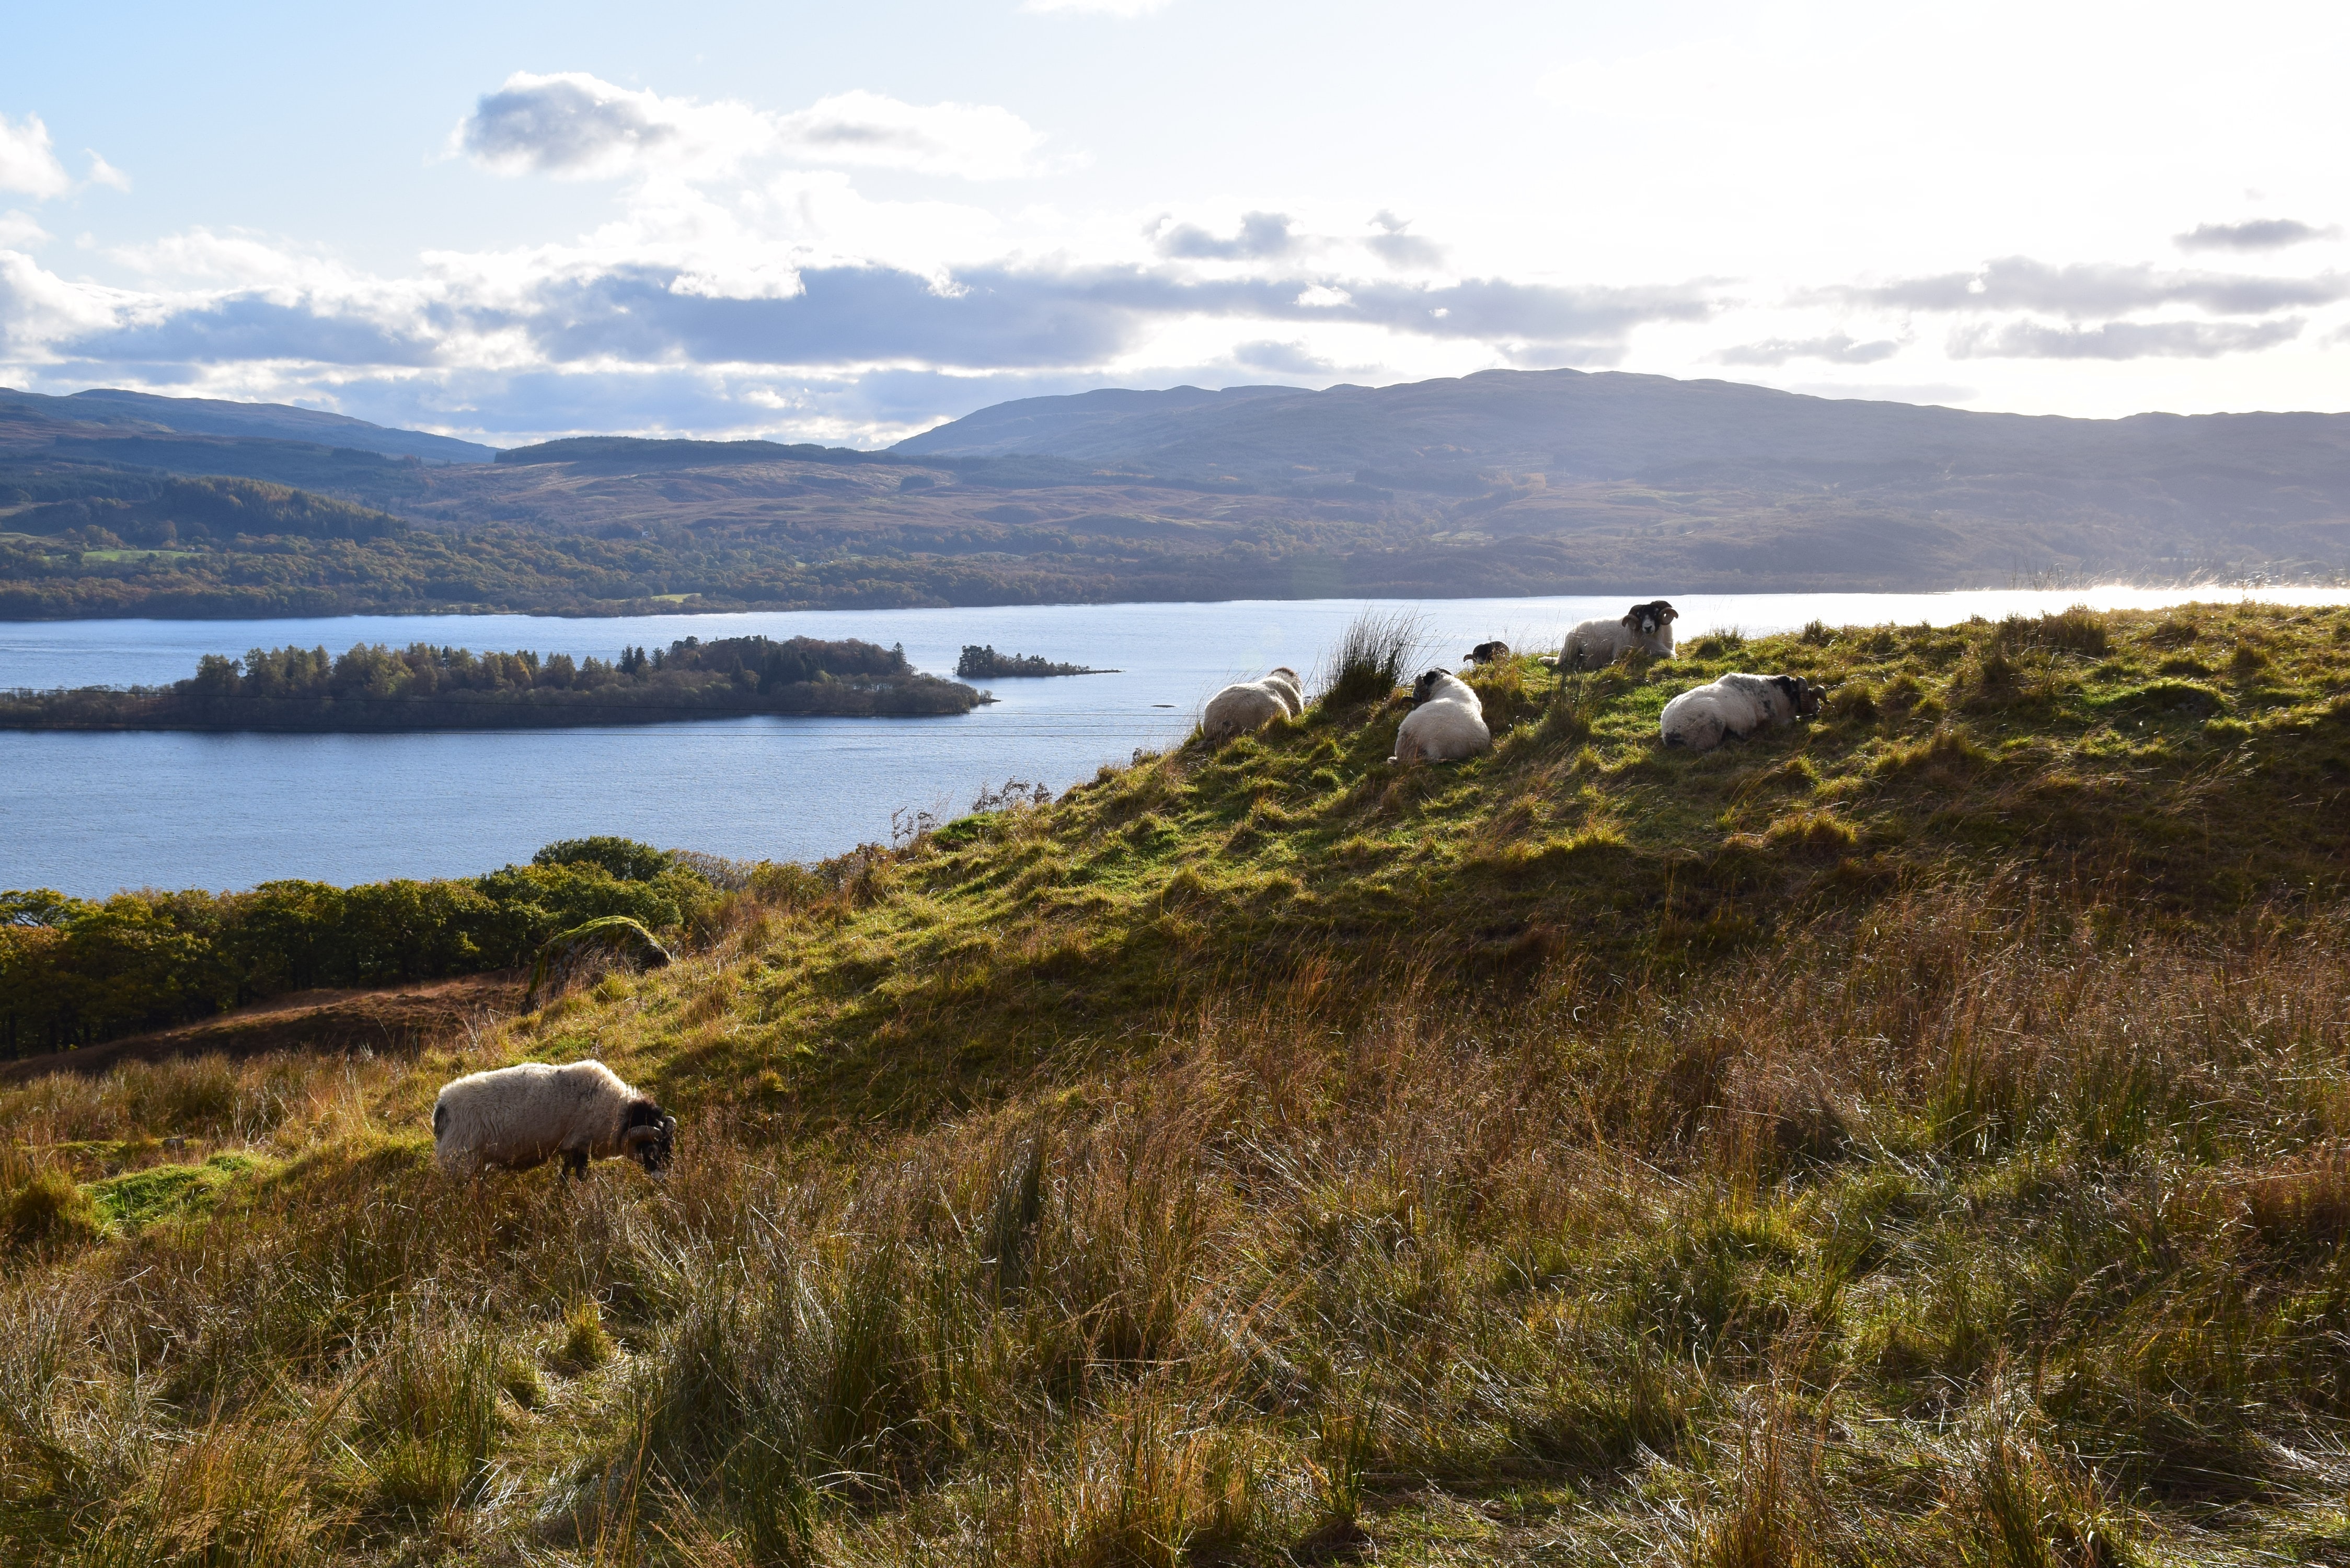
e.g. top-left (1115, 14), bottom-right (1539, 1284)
top-left (1390, 669), bottom-right (1491, 764)
top-left (1202, 667), bottom-right (1303, 741)
top-left (1660, 672), bottom-right (1826, 753)
top-left (1549, 600), bottom-right (1679, 670)
top-left (432, 1060), bottom-right (675, 1180)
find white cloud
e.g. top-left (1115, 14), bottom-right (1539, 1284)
top-left (84, 152), bottom-right (131, 192)
top-left (774, 91), bottom-right (1048, 180)
top-left (0, 112), bottom-right (72, 200)
top-left (0, 210), bottom-right (49, 248)
top-left (457, 73), bottom-right (1050, 183)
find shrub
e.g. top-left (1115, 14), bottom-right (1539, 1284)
top-left (533, 836), bottom-right (676, 881)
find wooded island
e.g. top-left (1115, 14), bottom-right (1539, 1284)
top-left (0, 633), bottom-right (985, 731)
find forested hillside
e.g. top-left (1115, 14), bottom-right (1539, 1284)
top-left (7, 368), bottom-right (2350, 615)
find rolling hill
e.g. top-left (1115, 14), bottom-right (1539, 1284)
top-left (7, 603), bottom-right (2350, 1561)
top-left (5, 368), bottom-right (2349, 617)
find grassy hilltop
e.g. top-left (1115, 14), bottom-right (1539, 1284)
top-left (5, 602), bottom-right (2350, 1564)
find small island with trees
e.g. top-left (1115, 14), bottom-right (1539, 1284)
top-left (955, 644), bottom-right (1116, 678)
top-left (0, 633), bottom-right (986, 732)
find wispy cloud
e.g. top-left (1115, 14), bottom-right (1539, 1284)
top-left (0, 112), bottom-right (72, 201)
top-left (457, 73), bottom-right (1050, 182)
top-left (1948, 318), bottom-right (2303, 360)
top-left (1364, 211), bottom-right (1443, 270)
top-left (1714, 332), bottom-right (1899, 367)
top-left (1837, 256), bottom-right (2347, 317)
top-left (2176, 218), bottom-right (2338, 252)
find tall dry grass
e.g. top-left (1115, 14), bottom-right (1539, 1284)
top-left (4, 877), bottom-right (2350, 1560)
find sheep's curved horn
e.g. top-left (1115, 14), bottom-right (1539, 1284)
top-left (623, 1123), bottom-right (661, 1149)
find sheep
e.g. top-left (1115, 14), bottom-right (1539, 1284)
top-left (432, 1059), bottom-right (675, 1180)
top-left (1262, 665), bottom-right (1305, 717)
top-left (1659, 672), bottom-right (1826, 753)
top-left (1549, 600), bottom-right (1679, 670)
top-left (1202, 667), bottom-right (1301, 741)
top-left (1465, 640), bottom-right (1511, 665)
top-left (1390, 668), bottom-right (1492, 765)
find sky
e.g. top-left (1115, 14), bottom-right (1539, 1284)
top-left (3, 0), bottom-right (2347, 448)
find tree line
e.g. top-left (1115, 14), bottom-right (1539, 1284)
top-left (0, 838), bottom-right (725, 1057)
top-left (955, 645), bottom-right (1112, 678)
top-left (0, 634), bottom-right (984, 730)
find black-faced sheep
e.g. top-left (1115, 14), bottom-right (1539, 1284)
top-left (1465, 640), bottom-right (1511, 665)
top-left (432, 1059), bottom-right (675, 1180)
top-left (1202, 667), bottom-right (1302, 741)
top-left (1550, 600), bottom-right (1678, 670)
top-left (1390, 669), bottom-right (1492, 764)
top-left (1660, 672), bottom-right (1826, 753)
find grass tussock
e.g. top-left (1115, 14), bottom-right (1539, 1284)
top-left (1315, 607), bottom-right (1425, 708)
top-left (2, 602), bottom-right (2350, 1561)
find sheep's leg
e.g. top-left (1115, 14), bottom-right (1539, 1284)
top-left (562, 1149), bottom-right (589, 1182)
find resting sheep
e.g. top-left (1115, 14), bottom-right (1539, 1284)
top-left (432, 1059), bottom-right (675, 1180)
top-left (1390, 670), bottom-right (1492, 765)
top-left (1202, 667), bottom-right (1302, 741)
top-left (1659, 673), bottom-right (1826, 753)
top-left (1549, 600), bottom-right (1679, 670)
top-left (1465, 641), bottom-right (1511, 666)
top-left (1262, 666), bottom-right (1304, 717)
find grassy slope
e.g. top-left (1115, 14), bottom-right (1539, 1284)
top-left (5, 603), bottom-right (2350, 1564)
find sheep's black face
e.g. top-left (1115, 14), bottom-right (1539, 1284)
top-left (1772, 676), bottom-right (1826, 720)
top-left (624, 1101), bottom-right (676, 1173)
top-left (1411, 670), bottom-right (1449, 704)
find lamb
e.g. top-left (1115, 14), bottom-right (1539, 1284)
top-left (1389, 669), bottom-right (1492, 765)
top-left (1659, 672), bottom-right (1826, 753)
top-left (1201, 667), bottom-right (1302, 741)
top-left (1549, 600), bottom-right (1679, 670)
top-left (1465, 641), bottom-right (1511, 666)
top-left (432, 1059), bottom-right (676, 1180)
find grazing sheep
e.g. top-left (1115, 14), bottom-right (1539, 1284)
top-left (1202, 668), bottom-right (1301, 741)
top-left (1549, 600), bottom-right (1679, 670)
top-left (1390, 669), bottom-right (1492, 765)
top-left (1659, 672), bottom-right (1826, 753)
top-left (432, 1059), bottom-right (675, 1180)
top-left (1465, 640), bottom-right (1511, 665)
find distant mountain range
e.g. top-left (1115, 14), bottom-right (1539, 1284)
top-left (0, 386), bottom-right (496, 465)
top-left (2, 370), bottom-right (2345, 618)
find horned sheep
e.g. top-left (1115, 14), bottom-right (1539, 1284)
top-left (1201, 666), bottom-right (1302, 741)
top-left (1390, 669), bottom-right (1492, 765)
top-left (1659, 672), bottom-right (1826, 753)
top-left (1549, 600), bottom-right (1679, 670)
top-left (432, 1059), bottom-right (676, 1180)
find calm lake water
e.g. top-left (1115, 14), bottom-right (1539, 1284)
top-left (7, 586), bottom-right (2347, 897)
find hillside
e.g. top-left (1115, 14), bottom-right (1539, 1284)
top-left (7, 369), bottom-right (2350, 611)
top-left (0, 386), bottom-right (496, 465)
top-left (5, 602), bottom-right (2350, 1562)
top-left (900, 366), bottom-right (2350, 582)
